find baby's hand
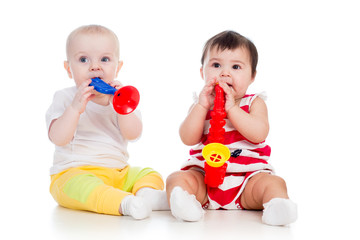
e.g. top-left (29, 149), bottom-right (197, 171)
top-left (198, 78), bottom-right (217, 110)
top-left (218, 80), bottom-right (236, 112)
top-left (109, 80), bottom-right (123, 90)
top-left (72, 79), bottom-right (95, 114)
top-left (108, 80), bottom-right (123, 104)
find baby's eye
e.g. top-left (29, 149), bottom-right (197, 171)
top-left (233, 65), bottom-right (241, 70)
top-left (212, 63), bottom-right (220, 68)
top-left (101, 57), bottom-right (110, 62)
top-left (79, 57), bottom-right (88, 63)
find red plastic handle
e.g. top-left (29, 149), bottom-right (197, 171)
top-left (208, 85), bottom-right (226, 143)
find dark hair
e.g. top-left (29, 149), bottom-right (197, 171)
top-left (201, 31), bottom-right (258, 77)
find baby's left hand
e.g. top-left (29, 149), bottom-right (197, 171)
top-left (218, 81), bottom-right (236, 112)
top-left (109, 80), bottom-right (123, 90)
top-left (108, 80), bottom-right (123, 103)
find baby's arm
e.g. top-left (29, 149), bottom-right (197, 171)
top-left (108, 80), bottom-right (142, 141)
top-left (117, 113), bottom-right (142, 141)
top-left (228, 97), bottom-right (269, 143)
top-left (219, 81), bottom-right (269, 144)
top-left (179, 103), bottom-right (208, 146)
top-left (179, 79), bottom-right (217, 146)
top-left (48, 80), bottom-right (95, 146)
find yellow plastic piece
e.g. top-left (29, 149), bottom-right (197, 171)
top-left (202, 143), bottom-right (230, 167)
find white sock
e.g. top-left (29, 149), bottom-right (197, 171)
top-left (262, 198), bottom-right (298, 226)
top-left (121, 195), bottom-right (151, 220)
top-left (136, 188), bottom-right (170, 211)
top-left (169, 186), bottom-right (204, 222)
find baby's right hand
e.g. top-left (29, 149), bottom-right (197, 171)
top-left (71, 79), bottom-right (95, 114)
top-left (198, 78), bottom-right (217, 110)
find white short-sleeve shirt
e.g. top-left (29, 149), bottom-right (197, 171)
top-left (46, 87), bottom-right (140, 175)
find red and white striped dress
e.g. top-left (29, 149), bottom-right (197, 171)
top-left (181, 93), bottom-right (274, 210)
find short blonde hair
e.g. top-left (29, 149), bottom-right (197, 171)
top-left (66, 25), bottom-right (120, 60)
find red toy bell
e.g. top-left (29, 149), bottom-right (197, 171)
top-left (90, 78), bottom-right (140, 115)
top-left (112, 86), bottom-right (140, 115)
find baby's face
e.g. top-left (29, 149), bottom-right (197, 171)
top-left (201, 46), bottom-right (255, 99)
top-left (64, 32), bottom-right (121, 88)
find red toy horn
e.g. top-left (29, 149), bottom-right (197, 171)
top-left (112, 86), bottom-right (140, 115)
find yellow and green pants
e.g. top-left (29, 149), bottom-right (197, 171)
top-left (50, 166), bottom-right (164, 215)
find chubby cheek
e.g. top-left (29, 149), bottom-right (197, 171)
top-left (103, 68), bottom-right (119, 81)
top-left (71, 69), bottom-right (88, 81)
top-left (73, 74), bottom-right (91, 88)
top-left (230, 83), bottom-right (246, 97)
top-left (203, 70), bottom-right (218, 82)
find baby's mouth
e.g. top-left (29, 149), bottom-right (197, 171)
top-left (89, 73), bottom-right (104, 79)
top-left (226, 83), bottom-right (233, 89)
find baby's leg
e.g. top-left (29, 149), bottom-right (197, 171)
top-left (135, 188), bottom-right (169, 211)
top-left (131, 172), bottom-right (169, 211)
top-left (166, 170), bottom-right (207, 221)
top-left (122, 171), bottom-right (166, 219)
top-left (51, 170), bottom-right (132, 216)
top-left (240, 172), bottom-right (297, 226)
top-left (50, 168), bottom-right (152, 220)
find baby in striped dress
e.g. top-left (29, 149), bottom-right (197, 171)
top-left (166, 31), bottom-right (297, 226)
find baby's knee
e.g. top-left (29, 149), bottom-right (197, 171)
top-left (256, 174), bottom-right (288, 197)
top-left (268, 175), bottom-right (287, 188)
top-left (166, 171), bottom-right (181, 183)
top-left (252, 173), bottom-right (288, 194)
top-left (166, 170), bottom-right (207, 206)
top-left (167, 170), bottom-right (202, 186)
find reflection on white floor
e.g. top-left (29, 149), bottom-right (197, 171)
top-left (3, 173), bottom-right (358, 240)
top-left (49, 206), bottom-right (294, 240)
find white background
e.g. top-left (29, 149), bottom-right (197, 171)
top-left (1, 0), bottom-right (359, 239)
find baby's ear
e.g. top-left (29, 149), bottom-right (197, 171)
top-left (200, 67), bottom-right (204, 80)
top-left (251, 71), bottom-right (257, 82)
top-left (116, 60), bottom-right (124, 77)
top-left (64, 61), bottom-right (72, 78)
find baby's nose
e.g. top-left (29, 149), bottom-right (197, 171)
top-left (90, 63), bottom-right (101, 71)
top-left (220, 71), bottom-right (231, 77)
top-left (220, 67), bottom-right (231, 77)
